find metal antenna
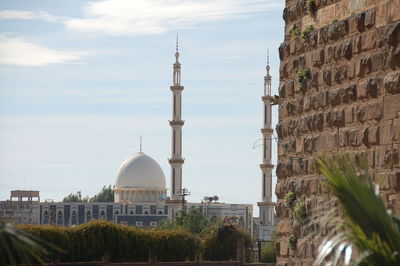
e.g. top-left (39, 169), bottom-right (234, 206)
top-left (176, 34), bottom-right (179, 52)
top-left (267, 49), bottom-right (269, 65)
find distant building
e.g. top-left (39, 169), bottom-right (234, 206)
top-left (0, 190), bottom-right (40, 224)
top-left (1, 41), bottom-right (254, 236)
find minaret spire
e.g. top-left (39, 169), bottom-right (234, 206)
top-left (169, 37), bottom-right (185, 201)
top-left (257, 50), bottom-right (276, 241)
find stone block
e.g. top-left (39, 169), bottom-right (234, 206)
top-left (384, 94), bottom-right (400, 120)
top-left (312, 48), bottom-right (325, 67)
top-left (327, 20), bottom-right (349, 43)
top-left (371, 102), bottom-right (383, 121)
top-left (384, 71), bottom-right (400, 95)
top-left (342, 84), bottom-right (357, 103)
top-left (380, 120), bottom-right (393, 145)
top-left (276, 221), bottom-right (292, 235)
top-left (361, 78), bottom-right (380, 98)
top-left (349, 13), bottom-right (365, 33)
top-left (341, 39), bottom-right (352, 60)
top-left (365, 8), bottom-right (376, 28)
top-left (345, 106), bottom-right (354, 124)
top-left (312, 113), bottom-right (324, 132)
top-left (356, 106), bottom-right (366, 123)
top-left (304, 137), bottom-right (314, 153)
top-left (387, 47), bottom-right (400, 70)
top-left (393, 0), bottom-right (400, 22)
top-left (370, 53), bottom-right (384, 73)
top-left (286, 80), bottom-right (295, 97)
top-left (323, 69), bottom-right (331, 87)
top-left (328, 89), bottom-right (342, 106)
top-left (352, 35), bottom-right (362, 54)
top-left (349, 129), bottom-right (363, 147)
top-left (385, 21), bottom-right (400, 46)
top-left (366, 126), bottom-right (380, 146)
top-left (348, 61), bottom-right (355, 80)
top-left (361, 30), bottom-right (377, 51)
top-left (394, 119), bottom-right (400, 141)
top-left (326, 109), bottom-right (345, 128)
top-left (389, 172), bottom-right (400, 191)
top-left (356, 57), bottom-right (371, 77)
top-left (280, 240), bottom-right (289, 256)
top-left (334, 65), bottom-right (347, 84)
top-left (279, 41), bottom-right (290, 61)
top-left (309, 179), bottom-right (318, 195)
top-left (339, 130), bottom-right (349, 147)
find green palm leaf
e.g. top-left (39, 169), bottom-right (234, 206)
top-left (315, 154), bottom-right (400, 265)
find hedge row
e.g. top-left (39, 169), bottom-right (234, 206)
top-left (17, 221), bottom-right (197, 263)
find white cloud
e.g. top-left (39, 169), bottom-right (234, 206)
top-left (0, 35), bottom-right (87, 66)
top-left (0, 10), bottom-right (61, 22)
top-left (65, 0), bottom-right (282, 36)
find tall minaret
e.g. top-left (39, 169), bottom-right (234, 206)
top-left (258, 50), bottom-right (275, 232)
top-left (169, 36), bottom-right (185, 200)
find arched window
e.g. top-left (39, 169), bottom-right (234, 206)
top-left (57, 211), bottom-right (63, 225)
top-left (100, 210), bottom-right (105, 220)
top-left (86, 211), bottom-right (91, 222)
top-left (158, 211), bottom-right (163, 215)
top-left (114, 210), bottom-right (119, 220)
top-left (43, 210), bottom-right (49, 224)
top-left (129, 210), bottom-right (134, 214)
top-left (71, 210), bottom-right (77, 225)
top-left (144, 211), bottom-right (148, 215)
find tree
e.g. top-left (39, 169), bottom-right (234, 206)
top-left (315, 154), bottom-right (400, 265)
top-left (62, 191), bottom-right (89, 202)
top-left (89, 185), bottom-right (114, 202)
top-left (159, 208), bottom-right (209, 234)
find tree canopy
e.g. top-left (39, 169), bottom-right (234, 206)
top-left (62, 185), bottom-right (114, 202)
top-left (159, 207), bottom-right (209, 234)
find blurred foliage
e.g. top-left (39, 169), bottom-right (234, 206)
top-left (63, 185), bottom-right (114, 202)
top-left (18, 220), bottom-right (197, 263)
top-left (200, 218), bottom-right (252, 262)
top-left (260, 231), bottom-right (276, 263)
top-left (159, 208), bottom-right (209, 235)
top-left (62, 191), bottom-right (89, 202)
top-left (89, 185), bottom-right (114, 202)
top-left (0, 221), bottom-right (59, 265)
top-left (315, 154), bottom-right (400, 265)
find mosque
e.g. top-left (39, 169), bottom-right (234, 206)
top-left (36, 40), bottom-right (255, 235)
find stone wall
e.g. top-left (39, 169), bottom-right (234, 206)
top-left (275, 0), bottom-right (400, 265)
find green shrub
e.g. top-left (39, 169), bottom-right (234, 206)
top-left (200, 219), bottom-right (252, 261)
top-left (301, 25), bottom-right (315, 39)
top-left (18, 220), bottom-right (197, 263)
top-left (260, 241), bottom-right (276, 263)
top-left (290, 26), bottom-right (300, 38)
top-left (306, 0), bottom-right (316, 13)
top-left (293, 202), bottom-right (307, 224)
top-left (284, 192), bottom-right (296, 208)
top-left (296, 69), bottom-right (311, 93)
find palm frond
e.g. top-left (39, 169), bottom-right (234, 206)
top-left (315, 154), bottom-right (400, 265)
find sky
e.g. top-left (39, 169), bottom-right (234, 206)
top-left (0, 0), bottom-right (284, 217)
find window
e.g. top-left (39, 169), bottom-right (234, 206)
top-left (150, 205), bottom-right (156, 214)
top-left (150, 221), bottom-right (157, 227)
top-left (135, 221), bottom-right (143, 227)
top-left (135, 205), bottom-right (142, 215)
top-left (100, 210), bottom-right (105, 220)
top-left (43, 211), bottom-right (49, 224)
top-left (129, 210), bottom-right (134, 214)
top-left (86, 211), bottom-right (92, 222)
top-left (71, 210), bottom-right (77, 225)
top-left (57, 211), bottom-right (63, 225)
top-left (144, 211), bottom-right (149, 215)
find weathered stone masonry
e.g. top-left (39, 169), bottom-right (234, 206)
top-left (275, 0), bottom-right (400, 265)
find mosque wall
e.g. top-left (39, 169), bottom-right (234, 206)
top-left (276, 0), bottom-right (400, 264)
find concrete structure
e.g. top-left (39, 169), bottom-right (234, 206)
top-left (0, 191), bottom-right (39, 224)
top-left (257, 51), bottom-right (276, 242)
top-left (276, 0), bottom-right (400, 264)
top-left (169, 36), bottom-right (185, 201)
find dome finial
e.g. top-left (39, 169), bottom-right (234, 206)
top-left (140, 135), bottom-right (142, 152)
top-left (266, 49), bottom-right (270, 74)
top-left (176, 33), bottom-right (179, 53)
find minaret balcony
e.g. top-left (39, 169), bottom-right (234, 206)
top-left (169, 158), bottom-right (185, 164)
top-left (261, 128), bottom-right (274, 134)
top-left (257, 201), bottom-right (276, 207)
top-left (169, 120), bottom-right (185, 126)
top-left (260, 163), bottom-right (274, 170)
top-left (170, 85), bottom-right (184, 91)
top-left (262, 95), bottom-right (273, 101)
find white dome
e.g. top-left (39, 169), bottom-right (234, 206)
top-left (115, 152), bottom-right (166, 190)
